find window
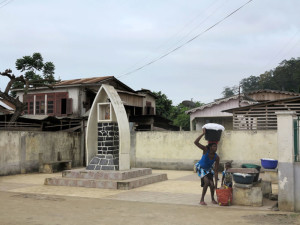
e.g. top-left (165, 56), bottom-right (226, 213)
top-left (35, 94), bottom-right (46, 115)
top-left (35, 101), bottom-right (40, 114)
top-left (24, 94), bottom-right (34, 115)
top-left (29, 102), bottom-right (34, 114)
top-left (22, 92), bottom-right (72, 116)
top-left (40, 101), bottom-right (45, 114)
top-left (47, 100), bottom-right (54, 114)
top-left (23, 102), bottom-right (28, 114)
top-left (145, 101), bottom-right (154, 115)
top-left (47, 93), bottom-right (55, 114)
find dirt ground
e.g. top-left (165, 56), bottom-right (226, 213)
top-left (0, 170), bottom-right (299, 225)
top-left (0, 191), bottom-right (299, 225)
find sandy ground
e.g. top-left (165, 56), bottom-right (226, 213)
top-left (0, 169), bottom-right (299, 225)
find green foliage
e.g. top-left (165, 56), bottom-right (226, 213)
top-left (171, 101), bottom-right (203, 130)
top-left (153, 91), bottom-right (173, 118)
top-left (222, 86), bottom-right (238, 98)
top-left (222, 57), bottom-right (300, 95)
top-left (154, 90), bottom-right (204, 130)
top-left (240, 75), bottom-right (260, 93)
top-left (11, 52), bottom-right (56, 96)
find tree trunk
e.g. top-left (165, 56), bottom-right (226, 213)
top-left (8, 104), bottom-right (25, 124)
top-left (0, 91), bottom-right (26, 125)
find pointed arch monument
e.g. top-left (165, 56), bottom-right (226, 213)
top-left (86, 84), bottom-right (130, 170)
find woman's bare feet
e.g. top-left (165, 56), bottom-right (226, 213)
top-left (211, 199), bottom-right (218, 204)
top-left (200, 201), bottom-right (207, 205)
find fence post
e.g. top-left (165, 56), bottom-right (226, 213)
top-left (275, 111), bottom-right (296, 212)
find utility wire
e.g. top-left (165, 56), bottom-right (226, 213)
top-left (117, 0), bottom-right (253, 79)
top-left (0, 0), bottom-right (9, 5)
top-left (155, 0), bottom-right (228, 60)
top-left (0, 0), bottom-right (13, 9)
top-left (118, 0), bottom-right (222, 75)
top-left (260, 29), bottom-right (300, 73)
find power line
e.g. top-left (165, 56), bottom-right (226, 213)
top-left (118, 0), bottom-right (222, 75)
top-left (260, 29), bottom-right (300, 73)
top-left (0, 0), bottom-right (13, 9)
top-left (154, 0), bottom-right (228, 60)
top-left (117, 0), bottom-right (253, 79)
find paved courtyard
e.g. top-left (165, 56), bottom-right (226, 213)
top-left (0, 169), bottom-right (299, 225)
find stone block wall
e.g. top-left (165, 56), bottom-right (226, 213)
top-left (87, 122), bottom-right (119, 170)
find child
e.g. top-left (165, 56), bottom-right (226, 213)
top-left (194, 128), bottom-right (220, 205)
top-left (221, 161), bottom-right (233, 188)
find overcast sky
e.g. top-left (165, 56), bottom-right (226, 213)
top-left (0, 0), bottom-right (299, 105)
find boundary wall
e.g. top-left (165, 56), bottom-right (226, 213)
top-left (1, 130), bottom-right (278, 174)
top-left (131, 130), bottom-right (278, 170)
top-left (0, 131), bottom-right (82, 175)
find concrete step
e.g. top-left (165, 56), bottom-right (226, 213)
top-left (117, 173), bottom-right (168, 190)
top-left (44, 173), bottom-right (168, 190)
top-left (45, 177), bottom-right (118, 189)
top-left (62, 168), bottom-right (152, 180)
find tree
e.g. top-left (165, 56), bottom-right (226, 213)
top-left (170, 101), bottom-right (203, 131)
top-left (222, 85), bottom-right (238, 98)
top-left (153, 91), bottom-right (204, 130)
top-left (240, 75), bottom-right (260, 93)
top-left (153, 91), bottom-right (173, 118)
top-left (0, 53), bottom-right (58, 124)
top-left (222, 57), bottom-right (300, 96)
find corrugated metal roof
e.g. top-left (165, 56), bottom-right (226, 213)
top-left (247, 89), bottom-right (300, 96)
top-left (0, 99), bottom-right (15, 110)
top-left (223, 95), bottom-right (300, 113)
top-left (185, 95), bottom-right (256, 114)
top-left (55, 76), bottom-right (113, 86)
top-left (20, 115), bottom-right (50, 120)
top-left (0, 106), bottom-right (13, 114)
top-left (19, 115), bottom-right (76, 120)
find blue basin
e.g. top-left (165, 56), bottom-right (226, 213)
top-left (261, 158), bottom-right (278, 169)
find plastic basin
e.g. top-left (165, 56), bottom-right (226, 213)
top-left (261, 158), bottom-right (278, 169)
top-left (241, 164), bottom-right (261, 182)
top-left (233, 173), bottom-right (254, 184)
top-left (205, 129), bottom-right (222, 142)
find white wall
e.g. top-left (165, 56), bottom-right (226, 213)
top-left (0, 131), bottom-right (83, 176)
top-left (132, 130), bottom-right (277, 170)
top-left (190, 99), bottom-right (250, 121)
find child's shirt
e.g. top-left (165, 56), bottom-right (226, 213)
top-left (222, 170), bottom-right (233, 187)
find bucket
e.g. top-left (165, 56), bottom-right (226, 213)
top-left (202, 123), bottom-right (225, 142)
top-left (216, 187), bottom-right (233, 206)
top-left (205, 129), bottom-right (222, 142)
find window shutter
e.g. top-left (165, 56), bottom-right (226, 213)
top-left (56, 99), bottom-right (61, 116)
top-left (66, 98), bottom-right (73, 115)
top-left (150, 107), bottom-right (154, 115)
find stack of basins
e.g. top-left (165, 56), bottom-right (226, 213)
top-left (233, 164), bottom-right (261, 185)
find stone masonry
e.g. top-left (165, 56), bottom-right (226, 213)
top-left (86, 122), bottom-right (119, 170)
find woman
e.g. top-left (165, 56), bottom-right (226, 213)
top-left (194, 128), bottom-right (219, 205)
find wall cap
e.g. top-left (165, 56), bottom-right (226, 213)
top-left (275, 111), bottom-right (297, 116)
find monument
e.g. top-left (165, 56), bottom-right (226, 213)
top-left (45, 84), bottom-right (167, 189)
top-left (85, 84), bottom-right (130, 171)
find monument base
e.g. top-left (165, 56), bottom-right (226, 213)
top-left (44, 168), bottom-right (167, 190)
